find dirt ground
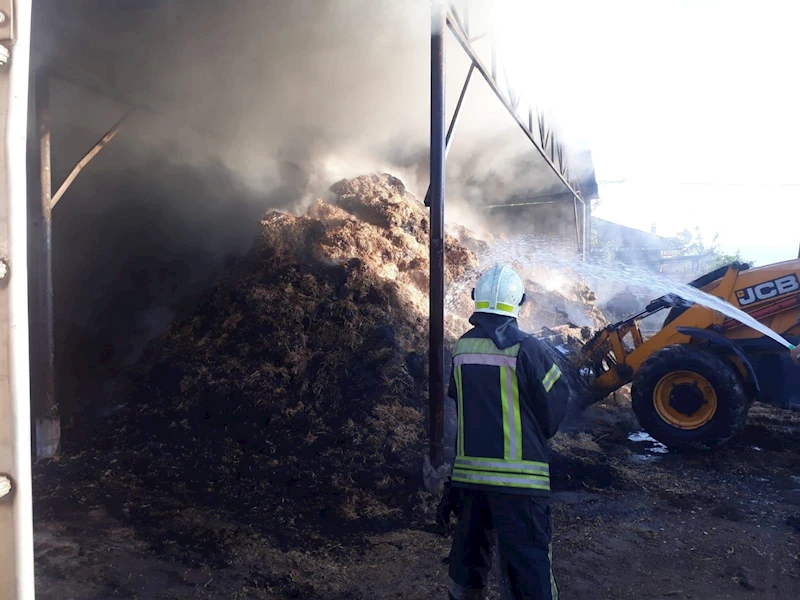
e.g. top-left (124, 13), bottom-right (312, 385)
top-left (33, 395), bottom-right (800, 600)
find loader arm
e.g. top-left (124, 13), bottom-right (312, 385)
top-left (572, 260), bottom-right (800, 400)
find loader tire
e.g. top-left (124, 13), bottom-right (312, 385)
top-left (631, 345), bottom-right (749, 450)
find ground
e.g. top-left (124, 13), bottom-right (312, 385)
top-left (33, 395), bottom-right (800, 600)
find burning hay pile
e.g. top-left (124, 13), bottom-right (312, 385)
top-left (45, 174), bottom-right (608, 552)
top-left (74, 175), bottom-right (475, 543)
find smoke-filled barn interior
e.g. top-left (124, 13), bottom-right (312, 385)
top-left (13, 1), bottom-right (800, 599)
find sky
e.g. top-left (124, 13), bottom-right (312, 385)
top-left (494, 0), bottom-right (800, 265)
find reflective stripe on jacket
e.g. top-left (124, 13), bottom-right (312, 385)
top-left (449, 326), bottom-right (569, 496)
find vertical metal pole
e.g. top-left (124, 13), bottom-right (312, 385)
top-left (572, 196), bottom-right (581, 252)
top-left (582, 199), bottom-right (588, 260)
top-left (34, 71), bottom-right (59, 460)
top-left (0, 0), bottom-right (37, 596)
top-left (429, 0), bottom-right (446, 469)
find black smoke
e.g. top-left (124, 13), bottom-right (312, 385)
top-left (29, 0), bottom-right (594, 433)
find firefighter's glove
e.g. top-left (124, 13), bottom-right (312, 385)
top-left (436, 481), bottom-right (459, 527)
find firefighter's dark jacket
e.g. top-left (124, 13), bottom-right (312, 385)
top-left (447, 313), bottom-right (570, 497)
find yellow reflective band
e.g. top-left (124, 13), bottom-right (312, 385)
top-left (454, 338), bottom-right (520, 357)
top-left (500, 365), bottom-right (522, 460)
top-left (542, 363), bottom-right (562, 393)
top-left (451, 469), bottom-right (551, 491)
top-left (455, 456), bottom-right (549, 470)
top-left (455, 457), bottom-right (549, 475)
top-left (501, 366), bottom-right (512, 460)
top-left (475, 301), bottom-right (515, 313)
top-left (455, 365), bottom-right (464, 456)
top-left (511, 367), bottom-right (522, 460)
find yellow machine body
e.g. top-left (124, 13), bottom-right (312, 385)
top-left (574, 260), bottom-right (800, 399)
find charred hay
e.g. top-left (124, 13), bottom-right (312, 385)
top-left (49, 174), bottom-right (608, 550)
top-left (75, 175), bottom-right (475, 544)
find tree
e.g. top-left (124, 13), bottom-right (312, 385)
top-left (708, 250), bottom-right (746, 270)
top-left (665, 227), bottom-right (753, 268)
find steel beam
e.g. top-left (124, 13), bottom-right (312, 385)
top-left (573, 195), bottom-right (581, 250)
top-left (0, 1), bottom-right (37, 597)
top-left (445, 9), bottom-right (582, 205)
top-left (585, 193), bottom-right (592, 260)
top-left (446, 63), bottom-right (474, 157)
top-left (34, 71), bottom-right (59, 460)
top-left (485, 191), bottom-right (573, 208)
top-left (424, 62), bottom-right (474, 207)
top-left (485, 199), bottom-right (561, 209)
top-left (538, 112), bottom-right (546, 148)
top-left (428, 1), bottom-right (446, 470)
top-left (51, 112), bottom-right (129, 209)
top-left (582, 199), bottom-right (588, 260)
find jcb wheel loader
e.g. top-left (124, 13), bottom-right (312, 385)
top-left (540, 259), bottom-right (800, 449)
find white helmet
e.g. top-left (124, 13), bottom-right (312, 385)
top-left (472, 264), bottom-right (526, 318)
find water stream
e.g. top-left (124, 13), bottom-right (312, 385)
top-left (446, 235), bottom-right (794, 349)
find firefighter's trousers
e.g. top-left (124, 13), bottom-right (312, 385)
top-left (447, 489), bottom-right (558, 600)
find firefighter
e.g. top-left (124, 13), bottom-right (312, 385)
top-left (438, 264), bottom-right (570, 600)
